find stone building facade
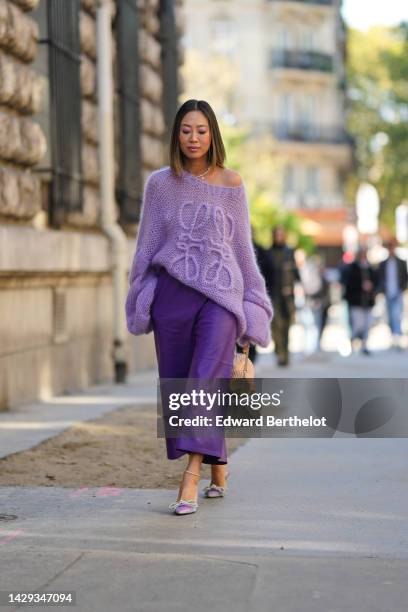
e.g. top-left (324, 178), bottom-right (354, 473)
top-left (0, 0), bottom-right (184, 409)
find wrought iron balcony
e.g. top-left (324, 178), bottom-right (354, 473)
top-left (269, 0), bottom-right (334, 6)
top-left (270, 49), bottom-right (333, 72)
top-left (272, 122), bottom-right (353, 145)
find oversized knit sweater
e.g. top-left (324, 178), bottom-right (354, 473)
top-left (125, 166), bottom-right (273, 347)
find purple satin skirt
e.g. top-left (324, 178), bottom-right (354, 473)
top-left (151, 267), bottom-right (237, 465)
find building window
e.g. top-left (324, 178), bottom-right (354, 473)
top-left (301, 94), bottom-right (318, 127)
top-left (210, 18), bottom-right (236, 55)
top-left (283, 164), bottom-right (295, 193)
top-left (45, 0), bottom-right (83, 227)
top-left (300, 30), bottom-right (315, 51)
top-left (276, 28), bottom-right (291, 50)
top-left (280, 93), bottom-right (294, 126)
top-left (306, 166), bottom-right (319, 195)
top-left (115, 0), bottom-right (143, 224)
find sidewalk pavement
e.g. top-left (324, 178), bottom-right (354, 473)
top-left (0, 370), bottom-right (158, 461)
top-left (1, 349), bottom-right (407, 611)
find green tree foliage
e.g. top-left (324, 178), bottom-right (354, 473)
top-left (347, 23), bottom-right (408, 226)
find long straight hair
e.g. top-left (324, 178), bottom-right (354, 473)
top-left (169, 99), bottom-right (226, 177)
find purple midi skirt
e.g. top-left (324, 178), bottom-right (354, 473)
top-left (151, 266), bottom-right (237, 465)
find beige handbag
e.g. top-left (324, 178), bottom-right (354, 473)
top-left (230, 344), bottom-right (256, 397)
top-left (231, 343), bottom-right (254, 379)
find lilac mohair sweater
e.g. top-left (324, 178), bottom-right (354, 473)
top-left (125, 166), bottom-right (273, 347)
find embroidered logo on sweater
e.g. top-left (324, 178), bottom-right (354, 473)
top-left (170, 201), bottom-right (235, 289)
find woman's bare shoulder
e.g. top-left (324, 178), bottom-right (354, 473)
top-left (218, 167), bottom-right (243, 187)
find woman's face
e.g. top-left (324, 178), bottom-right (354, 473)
top-left (179, 110), bottom-right (211, 161)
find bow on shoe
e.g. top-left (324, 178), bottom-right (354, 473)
top-left (168, 499), bottom-right (198, 514)
top-left (203, 483), bottom-right (226, 497)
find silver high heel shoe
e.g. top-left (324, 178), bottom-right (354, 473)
top-left (203, 470), bottom-right (230, 498)
top-left (169, 469), bottom-right (200, 515)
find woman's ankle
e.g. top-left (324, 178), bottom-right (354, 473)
top-left (178, 470), bottom-right (199, 501)
top-left (211, 465), bottom-right (226, 486)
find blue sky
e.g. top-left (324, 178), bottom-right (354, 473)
top-left (342, 0), bottom-right (408, 30)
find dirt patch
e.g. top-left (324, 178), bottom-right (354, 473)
top-left (0, 404), bottom-right (247, 489)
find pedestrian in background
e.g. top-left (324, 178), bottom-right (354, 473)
top-left (377, 238), bottom-right (408, 350)
top-left (344, 245), bottom-right (377, 355)
top-left (257, 225), bottom-right (300, 366)
top-left (297, 251), bottom-right (330, 353)
top-left (317, 258), bottom-right (331, 349)
top-left (338, 252), bottom-right (355, 346)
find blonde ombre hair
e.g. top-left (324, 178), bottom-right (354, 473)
top-left (169, 99), bottom-right (226, 177)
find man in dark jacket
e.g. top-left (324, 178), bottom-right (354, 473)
top-left (377, 238), bottom-right (408, 349)
top-left (344, 246), bottom-right (377, 355)
top-left (256, 225), bottom-right (300, 366)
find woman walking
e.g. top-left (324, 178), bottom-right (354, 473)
top-left (125, 99), bottom-right (273, 515)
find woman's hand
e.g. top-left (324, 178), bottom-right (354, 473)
top-left (242, 342), bottom-right (250, 354)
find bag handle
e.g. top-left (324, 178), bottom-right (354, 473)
top-left (242, 343), bottom-right (250, 376)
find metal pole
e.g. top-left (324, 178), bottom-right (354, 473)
top-left (96, 0), bottom-right (129, 382)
